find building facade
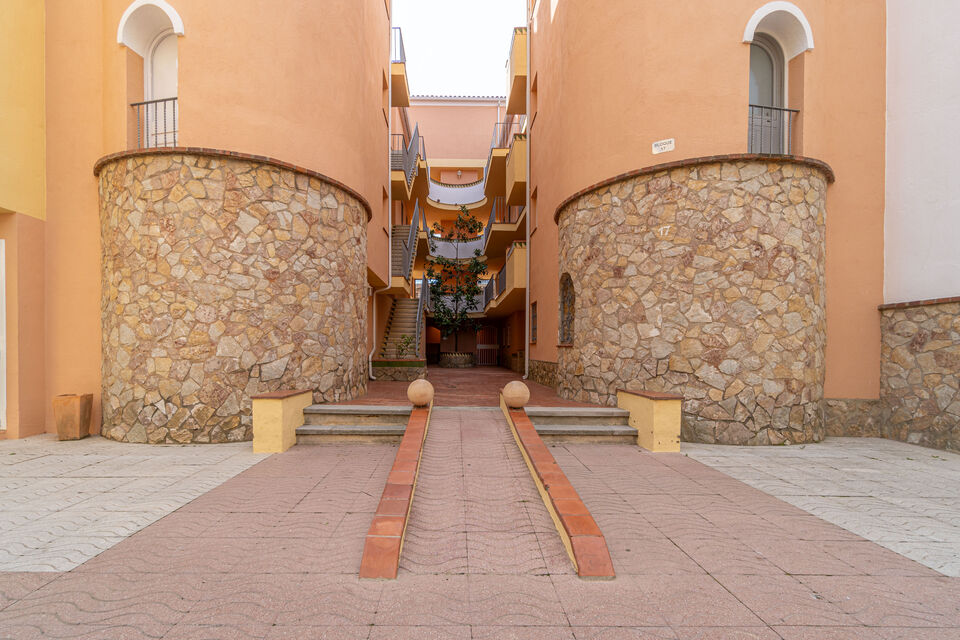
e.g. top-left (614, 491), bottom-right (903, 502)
top-left (1, 0), bottom-right (957, 450)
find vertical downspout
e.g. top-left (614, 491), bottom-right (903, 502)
top-left (371, 9), bottom-right (394, 380)
top-left (523, 19), bottom-right (532, 381)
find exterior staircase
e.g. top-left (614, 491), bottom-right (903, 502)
top-left (296, 405), bottom-right (409, 443)
top-left (525, 406), bottom-right (636, 442)
top-left (391, 224), bottom-right (413, 278)
top-left (380, 297), bottom-right (419, 359)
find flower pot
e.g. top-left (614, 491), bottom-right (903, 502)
top-left (52, 394), bottom-right (93, 441)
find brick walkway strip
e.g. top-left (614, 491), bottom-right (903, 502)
top-left (500, 396), bottom-right (616, 579)
top-left (359, 404), bottom-right (432, 579)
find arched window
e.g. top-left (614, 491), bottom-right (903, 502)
top-left (559, 273), bottom-right (575, 345)
top-left (117, 0), bottom-right (184, 147)
top-left (744, 2), bottom-right (813, 155)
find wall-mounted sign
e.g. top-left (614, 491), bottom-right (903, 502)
top-left (652, 138), bottom-right (675, 155)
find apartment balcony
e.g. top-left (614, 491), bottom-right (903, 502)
top-left (483, 121), bottom-right (523, 199)
top-left (131, 97), bottom-right (178, 148)
top-left (391, 27), bottom-right (411, 107)
top-left (748, 105), bottom-right (799, 155)
top-left (504, 133), bottom-right (527, 206)
top-left (482, 197), bottom-right (526, 258)
top-left (505, 27), bottom-right (527, 115)
top-left (390, 124), bottom-right (423, 200)
top-left (483, 241), bottom-right (526, 318)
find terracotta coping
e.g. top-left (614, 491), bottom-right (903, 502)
top-left (93, 147), bottom-right (372, 221)
top-left (557, 343), bottom-right (573, 348)
top-left (359, 405), bottom-right (431, 579)
top-left (503, 403), bottom-right (615, 579)
top-left (554, 153), bottom-right (836, 223)
top-left (250, 389), bottom-right (312, 400)
top-left (617, 388), bottom-right (683, 401)
top-left (878, 295), bottom-right (960, 311)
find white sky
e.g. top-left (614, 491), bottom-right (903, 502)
top-left (392, 0), bottom-right (527, 97)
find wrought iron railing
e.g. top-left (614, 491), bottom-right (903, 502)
top-left (490, 120), bottom-right (524, 149)
top-left (131, 97), bottom-right (178, 149)
top-left (398, 200), bottom-right (420, 281)
top-left (391, 124), bottom-right (421, 186)
top-left (482, 198), bottom-right (525, 252)
top-left (391, 27), bottom-right (406, 63)
top-left (414, 275), bottom-right (429, 357)
top-left (483, 277), bottom-right (496, 308)
top-left (748, 104), bottom-right (799, 155)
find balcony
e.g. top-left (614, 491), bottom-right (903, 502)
top-left (506, 27), bottom-right (527, 115)
top-left (748, 105), bottom-right (798, 155)
top-left (482, 197), bottom-right (526, 257)
top-left (131, 97), bottom-right (178, 148)
top-left (483, 241), bottom-right (526, 317)
top-left (391, 27), bottom-right (411, 107)
top-left (504, 133), bottom-right (526, 206)
top-left (483, 121), bottom-right (523, 199)
top-left (390, 124), bottom-right (423, 199)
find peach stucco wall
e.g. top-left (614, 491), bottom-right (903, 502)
top-left (528, 0), bottom-right (885, 399)
top-left (39, 0), bottom-right (392, 434)
top-left (408, 100), bottom-right (501, 161)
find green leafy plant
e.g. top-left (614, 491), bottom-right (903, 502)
top-left (395, 334), bottom-right (414, 359)
top-left (425, 205), bottom-right (486, 352)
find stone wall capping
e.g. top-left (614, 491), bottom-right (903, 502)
top-left (616, 388), bottom-right (683, 401)
top-left (878, 295), bottom-right (960, 311)
top-left (93, 147), bottom-right (372, 220)
top-left (251, 389), bottom-right (314, 400)
top-left (553, 153), bottom-right (835, 223)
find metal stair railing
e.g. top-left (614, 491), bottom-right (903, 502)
top-left (414, 276), bottom-right (431, 358)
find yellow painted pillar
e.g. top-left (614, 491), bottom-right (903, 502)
top-left (251, 390), bottom-right (313, 453)
top-left (616, 389), bottom-right (682, 452)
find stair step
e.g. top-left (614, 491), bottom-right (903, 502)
top-left (302, 404), bottom-right (410, 426)
top-left (534, 423), bottom-right (636, 437)
top-left (524, 406), bottom-right (631, 426)
top-left (297, 424), bottom-right (406, 436)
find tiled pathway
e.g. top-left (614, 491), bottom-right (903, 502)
top-left (685, 437), bottom-right (960, 576)
top-left (1, 428), bottom-right (959, 638)
top-left (0, 435), bottom-right (266, 571)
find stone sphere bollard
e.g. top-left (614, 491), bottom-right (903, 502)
top-left (407, 379), bottom-right (435, 407)
top-left (502, 381), bottom-right (530, 409)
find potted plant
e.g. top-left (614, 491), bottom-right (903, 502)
top-left (52, 394), bottom-right (94, 440)
top-left (395, 334), bottom-right (414, 359)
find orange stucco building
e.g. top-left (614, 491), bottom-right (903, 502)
top-left (1, 0), bottom-right (957, 450)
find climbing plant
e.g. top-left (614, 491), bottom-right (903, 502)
top-left (425, 205), bottom-right (486, 352)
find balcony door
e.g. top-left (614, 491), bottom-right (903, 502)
top-left (144, 30), bottom-right (178, 146)
top-left (748, 34), bottom-right (786, 154)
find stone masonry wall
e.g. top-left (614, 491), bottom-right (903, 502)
top-left (98, 153), bottom-right (367, 443)
top-left (880, 300), bottom-right (960, 451)
top-left (557, 159), bottom-right (829, 445)
top-left (529, 359), bottom-right (559, 389)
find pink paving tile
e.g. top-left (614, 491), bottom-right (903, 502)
top-left (376, 575), bottom-right (471, 626)
top-left (772, 627), bottom-right (885, 639)
top-left (472, 626), bottom-right (577, 639)
top-left (368, 626), bottom-right (471, 639)
top-left (670, 629), bottom-right (782, 639)
top-left (714, 574), bottom-right (858, 627)
top-left (798, 575), bottom-right (960, 627)
top-left (571, 628), bottom-right (678, 639)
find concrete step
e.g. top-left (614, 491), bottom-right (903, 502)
top-left (302, 404), bottom-right (410, 426)
top-left (524, 406), bottom-right (630, 426)
top-left (534, 423), bottom-right (636, 442)
top-left (296, 423), bottom-right (405, 443)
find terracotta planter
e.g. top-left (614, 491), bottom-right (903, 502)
top-left (52, 394), bottom-right (93, 441)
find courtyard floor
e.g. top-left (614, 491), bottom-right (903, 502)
top-left (1, 415), bottom-right (959, 638)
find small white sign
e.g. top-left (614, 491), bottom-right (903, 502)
top-left (652, 138), bottom-right (675, 155)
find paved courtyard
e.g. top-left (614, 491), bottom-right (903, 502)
top-left (1, 426), bottom-right (959, 638)
top-left (686, 437), bottom-right (960, 576)
top-left (0, 435), bottom-right (266, 572)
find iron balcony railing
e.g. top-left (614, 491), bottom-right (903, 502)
top-left (414, 275), bottom-right (429, 357)
top-left (482, 198), bottom-right (525, 253)
top-left (131, 97), bottom-right (178, 149)
top-left (490, 120), bottom-right (523, 149)
top-left (397, 200), bottom-right (421, 281)
top-left (483, 277), bottom-right (496, 308)
top-left (391, 27), bottom-right (406, 64)
top-left (390, 124), bottom-right (421, 186)
top-left (748, 104), bottom-right (799, 155)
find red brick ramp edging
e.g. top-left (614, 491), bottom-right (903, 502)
top-left (500, 396), bottom-right (616, 579)
top-left (359, 403), bottom-right (432, 579)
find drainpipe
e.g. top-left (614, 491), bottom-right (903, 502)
top-left (523, 19), bottom-right (532, 381)
top-left (373, 13), bottom-right (394, 380)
